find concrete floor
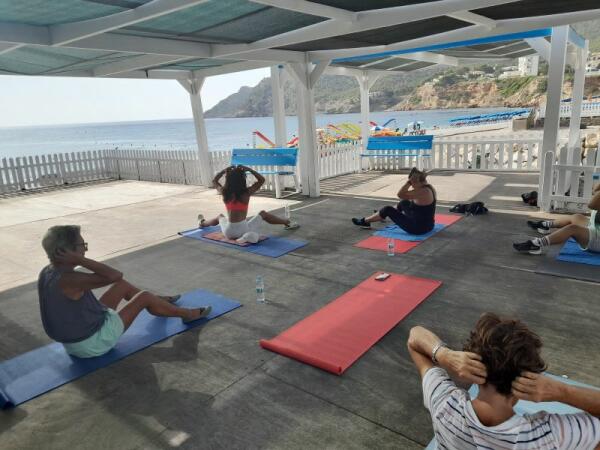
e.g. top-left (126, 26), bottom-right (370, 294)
top-left (1, 173), bottom-right (599, 450)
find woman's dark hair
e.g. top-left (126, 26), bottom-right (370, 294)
top-left (464, 313), bottom-right (546, 396)
top-left (222, 166), bottom-right (249, 202)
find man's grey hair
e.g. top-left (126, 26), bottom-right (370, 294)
top-left (42, 225), bottom-right (81, 261)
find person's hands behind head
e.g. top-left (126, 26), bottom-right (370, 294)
top-left (438, 348), bottom-right (487, 385)
top-left (512, 372), bottom-right (561, 403)
top-left (54, 248), bottom-right (84, 266)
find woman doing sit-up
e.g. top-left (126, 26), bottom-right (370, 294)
top-left (351, 167), bottom-right (436, 234)
top-left (514, 184), bottom-right (600, 255)
top-left (38, 225), bottom-right (211, 358)
top-left (199, 165), bottom-right (298, 244)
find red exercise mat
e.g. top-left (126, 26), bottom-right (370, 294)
top-left (260, 272), bottom-right (441, 375)
top-left (203, 231), bottom-right (268, 247)
top-left (353, 213), bottom-right (461, 254)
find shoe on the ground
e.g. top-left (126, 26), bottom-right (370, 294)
top-left (352, 217), bottom-right (371, 229)
top-left (527, 220), bottom-right (551, 235)
top-left (183, 306), bottom-right (212, 324)
top-left (285, 221), bottom-right (300, 230)
top-left (198, 214), bottom-right (205, 228)
top-left (513, 240), bottom-right (542, 255)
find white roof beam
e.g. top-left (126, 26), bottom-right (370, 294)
top-left (401, 51), bottom-right (459, 66)
top-left (50, 0), bottom-right (211, 46)
top-left (212, 0), bottom-right (520, 58)
top-left (93, 54), bottom-right (190, 77)
top-left (248, 0), bottom-right (355, 21)
top-left (325, 65), bottom-right (392, 78)
top-left (359, 56), bottom-right (396, 68)
top-left (192, 60), bottom-right (272, 78)
top-left (447, 11), bottom-right (496, 29)
top-left (309, 9), bottom-right (600, 61)
top-left (108, 69), bottom-right (192, 80)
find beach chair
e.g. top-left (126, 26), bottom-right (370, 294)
top-left (231, 148), bottom-right (299, 198)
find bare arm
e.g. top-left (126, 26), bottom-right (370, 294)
top-left (397, 181), bottom-right (415, 200)
top-left (513, 372), bottom-right (600, 417)
top-left (588, 188), bottom-right (600, 211)
top-left (55, 250), bottom-right (122, 300)
top-left (238, 165), bottom-right (265, 194)
top-left (407, 326), bottom-right (487, 384)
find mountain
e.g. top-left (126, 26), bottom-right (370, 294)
top-left (205, 19), bottom-right (600, 118)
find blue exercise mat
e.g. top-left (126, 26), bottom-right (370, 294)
top-left (425, 374), bottom-right (597, 449)
top-left (0, 289), bottom-right (241, 409)
top-left (179, 226), bottom-right (308, 258)
top-left (374, 223), bottom-right (445, 241)
top-left (556, 238), bottom-right (600, 266)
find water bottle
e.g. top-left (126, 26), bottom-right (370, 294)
top-left (256, 275), bottom-right (266, 303)
top-left (284, 204), bottom-right (290, 219)
top-left (387, 238), bottom-right (395, 257)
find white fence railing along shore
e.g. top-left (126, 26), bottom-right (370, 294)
top-left (0, 136), bottom-right (550, 195)
top-left (539, 100), bottom-right (600, 119)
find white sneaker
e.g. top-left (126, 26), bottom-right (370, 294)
top-left (285, 221), bottom-right (300, 230)
top-left (197, 214), bottom-right (205, 228)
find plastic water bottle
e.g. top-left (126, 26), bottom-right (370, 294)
top-left (256, 276), bottom-right (266, 303)
top-left (387, 238), bottom-right (395, 257)
top-left (284, 204), bottom-right (290, 219)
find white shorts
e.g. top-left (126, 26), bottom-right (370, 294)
top-left (583, 226), bottom-right (600, 253)
top-left (219, 214), bottom-right (265, 241)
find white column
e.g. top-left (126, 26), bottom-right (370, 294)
top-left (287, 58), bottom-right (328, 197)
top-left (271, 65), bottom-right (287, 148)
top-left (357, 71), bottom-right (370, 150)
top-left (539, 26), bottom-right (569, 196)
top-left (179, 77), bottom-right (213, 187)
top-left (568, 43), bottom-right (588, 162)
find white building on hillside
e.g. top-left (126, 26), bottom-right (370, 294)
top-left (518, 55), bottom-right (540, 76)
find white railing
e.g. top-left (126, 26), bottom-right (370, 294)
top-left (319, 142), bottom-right (361, 179)
top-left (540, 147), bottom-right (599, 212)
top-left (363, 136), bottom-right (543, 172)
top-left (539, 100), bottom-right (600, 119)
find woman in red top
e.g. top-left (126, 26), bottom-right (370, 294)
top-left (199, 165), bottom-right (298, 243)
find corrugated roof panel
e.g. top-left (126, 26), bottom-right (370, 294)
top-left (190, 7), bottom-right (325, 44)
top-left (280, 16), bottom-right (469, 51)
top-left (160, 58), bottom-right (240, 70)
top-left (307, 1), bottom-right (436, 12)
top-left (474, 0), bottom-right (598, 20)
top-left (125, 0), bottom-right (265, 35)
top-left (0, 0), bottom-right (135, 26)
top-left (394, 61), bottom-right (434, 71)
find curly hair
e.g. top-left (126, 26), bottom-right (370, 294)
top-left (222, 167), bottom-right (249, 203)
top-left (464, 313), bottom-right (547, 395)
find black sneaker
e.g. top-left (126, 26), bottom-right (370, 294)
top-left (352, 217), bottom-right (371, 229)
top-left (527, 220), bottom-right (551, 235)
top-left (513, 240), bottom-right (542, 255)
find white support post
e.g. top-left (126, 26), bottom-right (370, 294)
top-left (179, 77), bottom-right (213, 187)
top-left (356, 71), bottom-right (380, 151)
top-left (270, 65), bottom-right (287, 147)
top-left (539, 26), bottom-right (568, 196)
top-left (568, 43), bottom-right (588, 161)
top-left (287, 58), bottom-right (329, 197)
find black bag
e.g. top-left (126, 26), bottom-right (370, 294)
top-left (450, 201), bottom-right (488, 215)
top-left (521, 191), bottom-right (538, 206)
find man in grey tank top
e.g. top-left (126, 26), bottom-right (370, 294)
top-left (38, 225), bottom-right (211, 358)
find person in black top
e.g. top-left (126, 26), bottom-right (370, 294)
top-left (352, 167), bottom-right (436, 234)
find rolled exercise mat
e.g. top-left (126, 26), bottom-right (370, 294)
top-left (260, 273), bottom-right (441, 375)
top-left (0, 289), bottom-right (241, 408)
top-left (179, 226), bottom-right (307, 258)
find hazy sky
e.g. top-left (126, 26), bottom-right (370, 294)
top-left (0, 67), bottom-right (270, 128)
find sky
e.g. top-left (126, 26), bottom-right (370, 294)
top-left (0, 67), bottom-right (270, 128)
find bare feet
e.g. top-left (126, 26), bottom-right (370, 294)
top-left (182, 306), bottom-right (212, 323)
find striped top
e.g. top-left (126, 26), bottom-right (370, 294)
top-left (423, 368), bottom-right (600, 450)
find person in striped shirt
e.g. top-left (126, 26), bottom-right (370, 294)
top-left (407, 313), bottom-right (600, 449)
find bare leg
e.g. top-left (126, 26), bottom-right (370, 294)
top-left (259, 210), bottom-right (289, 226)
top-left (364, 212), bottom-right (384, 224)
top-left (550, 213), bottom-right (589, 228)
top-left (118, 290), bottom-right (205, 331)
top-left (99, 279), bottom-right (140, 309)
top-left (547, 224), bottom-right (590, 247)
top-left (200, 214), bottom-right (223, 228)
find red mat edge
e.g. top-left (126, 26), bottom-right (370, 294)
top-left (260, 272), bottom-right (443, 375)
